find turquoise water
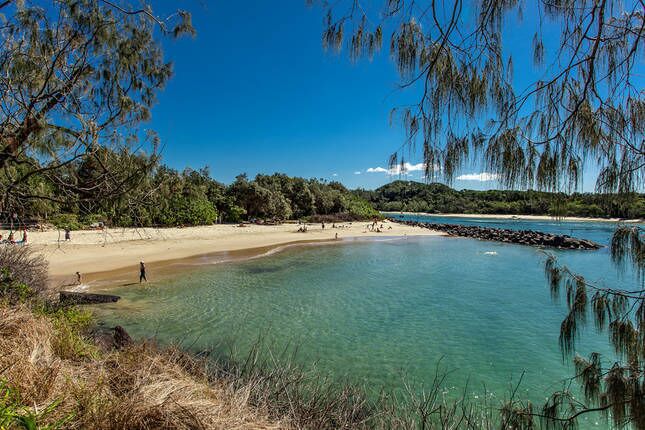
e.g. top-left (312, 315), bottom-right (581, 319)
top-left (93, 215), bottom-right (641, 427)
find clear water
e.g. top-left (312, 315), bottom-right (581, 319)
top-left (93, 215), bottom-right (642, 427)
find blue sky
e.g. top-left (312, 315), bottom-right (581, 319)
top-left (147, 1), bottom-right (602, 191)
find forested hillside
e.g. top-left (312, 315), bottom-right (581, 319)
top-left (355, 181), bottom-right (645, 219)
top-left (4, 150), bottom-right (379, 229)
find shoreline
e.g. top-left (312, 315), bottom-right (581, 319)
top-left (74, 236), bottom-right (419, 292)
top-left (382, 211), bottom-right (644, 223)
top-left (25, 220), bottom-right (443, 288)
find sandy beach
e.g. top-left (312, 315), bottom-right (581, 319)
top-left (23, 219), bottom-right (443, 286)
top-left (382, 212), bottom-right (644, 223)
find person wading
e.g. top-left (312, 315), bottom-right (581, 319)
top-left (139, 261), bottom-right (147, 283)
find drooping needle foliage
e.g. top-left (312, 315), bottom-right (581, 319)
top-left (312, 0), bottom-right (644, 194)
top-left (544, 226), bottom-right (643, 429)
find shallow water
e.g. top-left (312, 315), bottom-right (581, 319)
top-left (93, 215), bottom-right (642, 427)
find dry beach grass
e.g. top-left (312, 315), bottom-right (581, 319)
top-left (0, 303), bottom-right (286, 429)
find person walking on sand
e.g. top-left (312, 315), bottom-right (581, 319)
top-left (65, 228), bottom-right (71, 241)
top-left (75, 272), bottom-right (82, 285)
top-left (139, 261), bottom-right (147, 283)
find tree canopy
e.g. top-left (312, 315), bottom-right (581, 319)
top-left (358, 180), bottom-right (645, 218)
top-left (7, 150), bottom-right (380, 228)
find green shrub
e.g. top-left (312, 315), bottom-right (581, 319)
top-left (158, 196), bottom-right (218, 226)
top-left (32, 304), bottom-right (98, 361)
top-left (346, 195), bottom-right (381, 220)
top-left (79, 213), bottom-right (107, 227)
top-left (0, 381), bottom-right (70, 430)
top-left (225, 204), bottom-right (246, 222)
top-left (50, 213), bottom-right (82, 231)
top-left (0, 248), bottom-right (48, 296)
top-left (0, 269), bottom-right (34, 304)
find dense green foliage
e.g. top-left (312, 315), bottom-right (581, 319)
top-left (8, 151), bottom-right (379, 228)
top-left (356, 181), bottom-right (645, 219)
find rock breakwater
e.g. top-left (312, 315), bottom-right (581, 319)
top-left (391, 219), bottom-right (601, 250)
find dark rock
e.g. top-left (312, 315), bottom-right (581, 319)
top-left (389, 219), bottom-right (602, 250)
top-left (59, 291), bottom-right (121, 305)
top-left (113, 325), bottom-right (132, 349)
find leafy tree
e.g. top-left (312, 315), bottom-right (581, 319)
top-left (162, 195), bottom-right (218, 226)
top-left (0, 0), bottom-right (193, 215)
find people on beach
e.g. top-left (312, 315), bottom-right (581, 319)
top-left (321, 222), bottom-right (325, 230)
top-left (65, 229), bottom-right (71, 241)
top-left (335, 233), bottom-right (338, 240)
top-left (21, 229), bottom-right (27, 244)
top-left (76, 272), bottom-right (82, 285)
top-left (139, 261), bottom-right (147, 283)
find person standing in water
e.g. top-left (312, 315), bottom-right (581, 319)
top-left (139, 261), bottom-right (147, 283)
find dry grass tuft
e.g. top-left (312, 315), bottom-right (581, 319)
top-left (0, 304), bottom-right (286, 429)
top-left (0, 246), bottom-right (48, 294)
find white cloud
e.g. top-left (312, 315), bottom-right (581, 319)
top-left (365, 162), bottom-right (429, 175)
top-left (354, 171), bottom-right (362, 175)
top-left (366, 167), bottom-right (388, 173)
top-left (456, 172), bottom-right (499, 181)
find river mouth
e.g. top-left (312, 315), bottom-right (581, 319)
top-left (90, 216), bottom-right (640, 428)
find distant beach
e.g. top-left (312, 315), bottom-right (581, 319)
top-left (27, 220), bottom-right (443, 286)
top-left (382, 212), bottom-right (644, 223)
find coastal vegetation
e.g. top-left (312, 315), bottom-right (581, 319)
top-left (5, 157), bottom-right (381, 228)
top-left (0, 0), bottom-right (643, 429)
top-left (357, 181), bottom-right (645, 219)
top-left (0, 260), bottom-right (283, 429)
